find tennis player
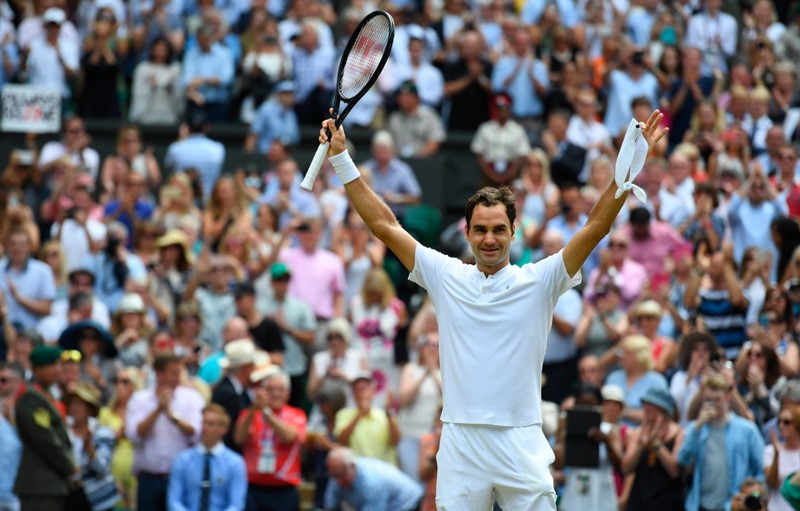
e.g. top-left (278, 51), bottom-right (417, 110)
top-left (319, 110), bottom-right (667, 510)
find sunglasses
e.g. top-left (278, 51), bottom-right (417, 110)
top-left (609, 241), bottom-right (628, 248)
top-left (780, 418), bottom-right (793, 425)
top-left (113, 377), bottom-right (132, 385)
top-left (61, 350), bottom-right (82, 363)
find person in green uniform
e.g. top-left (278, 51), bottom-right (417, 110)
top-left (14, 345), bottom-right (77, 511)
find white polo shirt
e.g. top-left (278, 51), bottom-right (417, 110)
top-left (409, 246), bottom-right (580, 427)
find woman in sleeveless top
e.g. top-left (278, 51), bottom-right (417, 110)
top-left (623, 386), bottom-right (685, 511)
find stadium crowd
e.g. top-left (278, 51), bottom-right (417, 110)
top-left (2, 0), bottom-right (800, 509)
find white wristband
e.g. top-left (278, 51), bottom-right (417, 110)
top-left (614, 119), bottom-right (648, 203)
top-left (328, 150), bottom-right (361, 185)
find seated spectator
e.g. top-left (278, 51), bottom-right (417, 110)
top-left (234, 366), bottom-right (306, 510)
top-left (605, 335), bottom-right (669, 425)
top-left (671, 332), bottom-right (721, 426)
top-left (168, 404), bottom-right (247, 511)
top-left (470, 93), bottom-right (531, 188)
top-left (629, 300), bottom-right (678, 374)
top-left (623, 386), bottom-right (685, 511)
top-left (566, 88), bottom-right (613, 182)
top-left (164, 112), bottom-right (226, 202)
top-left (678, 372), bottom-right (765, 511)
top-left (129, 37), bottom-right (184, 124)
top-left (245, 81), bottom-right (299, 154)
top-left (182, 23), bottom-right (235, 122)
top-left (387, 80), bottom-right (445, 159)
top-left (154, 174), bottom-right (203, 231)
top-left (324, 446), bottom-right (424, 511)
top-left (744, 87), bottom-right (775, 157)
top-left (0, 228), bottom-right (56, 330)
top-left (334, 372), bottom-right (400, 465)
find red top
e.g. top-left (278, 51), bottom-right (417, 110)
top-left (17, 383), bottom-right (67, 419)
top-left (237, 405), bottom-right (307, 487)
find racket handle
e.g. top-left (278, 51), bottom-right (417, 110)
top-left (301, 142), bottom-right (330, 191)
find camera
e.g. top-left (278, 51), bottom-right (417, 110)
top-left (631, 51), bottom-right (645, 65)
top-left (744, 491), bottom-right (765, 510)
top-left (64, 206), bottom-right (81, 220)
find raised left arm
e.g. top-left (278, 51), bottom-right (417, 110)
top-left (563, 111), bottom-right (668, 277)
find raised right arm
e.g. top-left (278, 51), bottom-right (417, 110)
top-left (322, 119), bottom-right (418, 272)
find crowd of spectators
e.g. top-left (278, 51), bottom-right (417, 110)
top-left (3, 0), bottom-right (800, 509)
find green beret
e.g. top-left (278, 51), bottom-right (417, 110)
top-left (30, 345), bottom-right (63, 368)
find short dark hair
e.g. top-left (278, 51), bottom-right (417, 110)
top-left (694, 182), bottom-right (720, 208)
top-left (68, 291), bottom-right (93, 312)
top-left (631, 96), bottom-right (652, 110)
top-left (465, 186), bottom-right (516, 230)
top-left (153, 353), bottom-right (182, 373)
top-left (0, 361), bottom-right (24, 379)
top-left (677, 331), bottom-right (720, 370)
top-left (629, 207), bottom-right (651, 225)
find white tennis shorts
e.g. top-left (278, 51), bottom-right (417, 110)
top-left (435, 423), bottom-right (556, 511)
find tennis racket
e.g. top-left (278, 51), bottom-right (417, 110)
top-left (300, 10), bottom-right (395, 191)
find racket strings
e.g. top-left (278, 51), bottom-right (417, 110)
top-left (339, 17), bottom-right (392, 100)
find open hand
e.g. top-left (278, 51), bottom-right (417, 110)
top-left (641, 110), bottom-right (669, 149)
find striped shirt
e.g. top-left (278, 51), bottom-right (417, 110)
top-left (697, 288), bottom-right (749, 358)
top-left (68, 418), bottom-right (120, 511)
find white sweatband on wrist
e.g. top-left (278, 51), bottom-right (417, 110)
top-left (614, 119), bottom-right (648, 203)
top-left (328, 150), bottom-right (361, 185)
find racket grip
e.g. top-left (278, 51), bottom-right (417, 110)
top-left (301, 142), bottom-right (330, 191)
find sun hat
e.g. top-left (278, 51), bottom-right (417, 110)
top-left (641, 386), bottom-right (675, 415)
top-left (219, 339), bottom-right (257, 369)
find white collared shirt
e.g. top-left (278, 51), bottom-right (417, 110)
top-left (410, 246), bottom-right (580, 427)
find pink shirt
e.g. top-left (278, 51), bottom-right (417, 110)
top-left (124, 386), bottom-right (205, 474)
top-left (280, 247), bottom-right (345, 319)
top-left (621, 222), bottom-right (684, 275)
top-left (584, 258), bottom-right (648, 310)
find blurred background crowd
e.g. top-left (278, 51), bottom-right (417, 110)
top-left (2, 0), bottom-right (800, 509)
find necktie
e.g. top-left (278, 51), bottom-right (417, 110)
top-left (200, 452), bottom-right (212, 511)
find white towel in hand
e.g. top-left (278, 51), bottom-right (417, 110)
top-left (614, 119), bottom-right (648, 203)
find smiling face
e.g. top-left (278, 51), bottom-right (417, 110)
top-left (464, 204), bottom-right (514, 274)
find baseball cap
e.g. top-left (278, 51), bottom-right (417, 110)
top-left (233, 282), bottom-right (256, 299)
top-left (494, 94), bottom-right (512, 108)
top-left (397, 80), bottom-right (418, 96)
top-left (43, 7), bottom-right (66, 25)
top-left (270, 262), bottom-right (291, 280)
top-left (601, 384), bottom-right (625, 404)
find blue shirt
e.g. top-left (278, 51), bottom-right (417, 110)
top-left (0, 416), bottom-right (21, 506)
top-left (103, 200), bottom-right (155, 246)
top-left (324, 457), bottom-right (424, 511)
top-left (250, 99), bottom-right (300, 154)
top-left (182, 43), bottom-right (235, 104)
top-left (185, 34), bottom-right (242, 66)
top-left (291, 46), bottom-right (335, 102)
top-left (678, 415), bottom-right (765, 511)
top-left (92, 252), bottom-right (147, 313)
top-left (168, 443), bottom-right (247, 511)
top-left (0, 258), bottom-right (57, 329)
top-left (363, 158), bottom-right (422, 217)
top-left (260, 184), bottom-right (320, 229)
top-left (520, 0), bottom-right (582, 28)
top-left (165, 134), bottom-right (226, 202)
top-left (491, 56), bottom-right (550, 119)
